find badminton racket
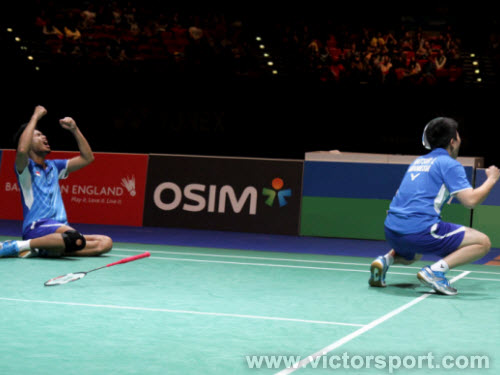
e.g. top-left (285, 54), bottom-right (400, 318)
top-left (44, 251), bottom-right (151, 286)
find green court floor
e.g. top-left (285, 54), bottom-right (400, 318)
top-left (1, 238), bottom-right (499, 374)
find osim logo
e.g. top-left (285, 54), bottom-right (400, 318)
top-left (153, 183), bottom-right (257, 214)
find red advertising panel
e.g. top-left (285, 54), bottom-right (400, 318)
top-left (0, 150), bottom-right (148, 226)
top-left (0, 150), bottom-right (23, 220)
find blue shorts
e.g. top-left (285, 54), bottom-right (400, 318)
top-left (384, 221), bottom-right (466, 260)
top-left (23, 219), bottom-right (68, 240)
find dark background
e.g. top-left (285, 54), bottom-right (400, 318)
top-left (1, 2), bottom-right (499, 166)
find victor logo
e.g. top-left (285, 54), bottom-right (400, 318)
top-left (262, 178), bottom-right (291, 207)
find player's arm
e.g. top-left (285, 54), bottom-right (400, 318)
top-left (456, 165), bottom-right (500, 209)
top-left (60, 117), bottom-right (95, 173)
top-left (15, 105), bottom-right (47, 173)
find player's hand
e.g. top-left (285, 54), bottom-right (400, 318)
top-left (33, 105), bottom-right (47, 120)
top-left (59, 117), bottom-right (77, 132)
top-left (486, 165), bottom-right (500, 182)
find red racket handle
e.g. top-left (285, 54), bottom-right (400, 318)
top-left (106, 251), bottom-right (151, 267)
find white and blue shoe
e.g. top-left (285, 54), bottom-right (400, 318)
top-left (0, 241), bottom-right (39, 258)
top-left (417, 266), bottom-right (457, 296)
top-left (369, 256), bottom-right (389, 287)
top-left (0, 241), bottom-right (20, 257)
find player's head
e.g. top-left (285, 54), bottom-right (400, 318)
top-left (13, 123), bottom-right (51, 155)
top-left (422, 117), bottom-right (460, 157)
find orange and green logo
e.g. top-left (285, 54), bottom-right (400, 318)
top-left (262, 178), bottom-right (292, 207)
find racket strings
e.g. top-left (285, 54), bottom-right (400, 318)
top-left (45, 273), bottom-right (85, 286)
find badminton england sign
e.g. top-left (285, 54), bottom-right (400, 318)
top-left (143, 155), bottom-right (303, 235)
top-left (0, 150), bottom-right (148, 226)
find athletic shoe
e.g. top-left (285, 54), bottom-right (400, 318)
top-left (417, 266), bottom-right (457, 296)
top-left (369, 256), bottom-right (389, 287)
top-left (0, 241), bottom-right (20, 257)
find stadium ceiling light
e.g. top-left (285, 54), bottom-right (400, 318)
top-left (472, 61), bottom-right (478, 66)
top-left (263, 53), bottom-right (270, 57)
top-left (267, 61), bottom-right (274, 66)
top-left (470, 53), bottom-right (475, 57)
top-left (475, 69), bottom-right (480, 74)
top-left (27, 56), bottom-right (34, 61)
top-left (476, 77), bottom-right (482, 82)
top-left (259, 44), bottom-right (265, 49)
top-left (15, 36), bottom-right (21, 42)
top-left (272, 70), bottom-right (278, 75)
top-left (6, 28), bottom-right (13, 32)
top-left (256, 36), bottom-right (262, 41)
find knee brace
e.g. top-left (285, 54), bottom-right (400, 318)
top-left (61, 230), bottom-right (86, 252)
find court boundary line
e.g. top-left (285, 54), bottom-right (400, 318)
top-left (274, 271), bottom-right (471, 375)
top-left (107, 253), bottom-right (401, 274)
top-left (0, 297), bottom-right (365, 327)
top-left (106, 253), bottom-right (500, 281)
top-left (111, 247), bottom-right (500, 276)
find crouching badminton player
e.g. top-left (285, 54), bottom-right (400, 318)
top-left (369, 117), bottom-right (499, 295)
top-left (0, 105), bottom-right (112, 258)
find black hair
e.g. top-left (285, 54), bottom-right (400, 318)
top-left (424, 117), bottom-right (458, 150)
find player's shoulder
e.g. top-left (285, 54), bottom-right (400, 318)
top-left (434, 153), bottom-right (461, 167)
top-left (431, 154), bottom-right (464, 177)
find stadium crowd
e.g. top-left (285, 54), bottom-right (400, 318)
top-left (33, 2), bottom-right (259, 76)
top-left (30, 1), bottom-right (464, 85)
top-left (267, 15), bottom-right (464, 85)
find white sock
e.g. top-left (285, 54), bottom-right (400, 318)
top-left (384, 249), bottom-right (395, 266)
top-left (16, 240), bottom-right (31, 251)
top-left (430, 259), bottom-right (449, 273)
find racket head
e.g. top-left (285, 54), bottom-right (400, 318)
top-left (44, 272), bottom-right (86, 286)
top-left (422, 123), bottom-right (431, 150)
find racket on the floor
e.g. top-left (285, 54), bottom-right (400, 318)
top-left (44, 251), bottom-right (151, 286)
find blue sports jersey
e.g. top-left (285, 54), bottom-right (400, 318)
top-left (16, 159), bottom-right (70, 234)
top-left (384, 148), bottom-right (472, 234)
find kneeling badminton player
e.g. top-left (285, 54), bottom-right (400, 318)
top-left (0, 105), bottom-right (113, 258)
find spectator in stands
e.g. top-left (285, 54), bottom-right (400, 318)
top-left (434, 49), bottom-right (447, 71)
top-left (384, 32), bottom-right (398, 53)
top-left (400, 31), bottom-right (414, 51)
top-left (379, 55), bottom-right (393, 82)
top-left (416, 40), bottom-right (430, 60)
top-left (80, 3), bottom-right (97, 30)
top-left (329, 56), bottom-right (345, 82)
top-left (409, 57), bottom-right (422, 75)
top-left (64, 24), bottom-right (82, 41)
top-left (63, 12), bottom-right (82, 40)
top-left (42, 18), bottom-right (63, 39)
top-left (349, 53), bottom-right (364, 83)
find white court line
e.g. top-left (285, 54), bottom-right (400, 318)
top-left (107, 253), bottom-right (500, 281)
top-left (113, 248), bottom-right (381, 266)
top-left (463, 276), bottom-right (500, 282)
top-left (112, 247), bottom-right (500, 276)
top-left (0, 297), bottom-right (364, 327)
top-left (274, 271), bottom-right (471, 375)
top-left (107, 253), bottom-right (396, 274)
